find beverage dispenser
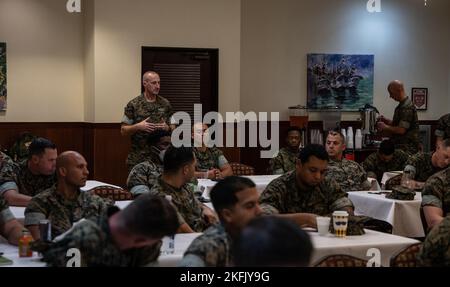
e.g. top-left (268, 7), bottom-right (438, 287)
top-left (359, 104), bottom-right (379, 147)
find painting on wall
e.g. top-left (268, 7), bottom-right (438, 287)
top-left (307, 53), bottom-right (374, 111)
top-left (0, 42), bottom-right (6, 111)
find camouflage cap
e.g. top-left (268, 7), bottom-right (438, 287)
top-left (386, 186), bottom-right (416, 201)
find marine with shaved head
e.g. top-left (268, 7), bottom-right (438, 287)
top-left (376, 80), bottom-right (420, 155)
top-left (25, 151), bottom-right (113, 240)
top-left (121, 71), bottom-right (174, 171)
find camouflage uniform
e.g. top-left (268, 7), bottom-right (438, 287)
top-left (404, 152), bottom-right (443, 182)
top-left (417, 214), bottom-right (450, 267)
top-left (126, 160), bottom-right (163, 196)
top-left (149, 176), bottom-right (209, 232)
top-left (0, 196), bottom-right (15, 224)
top-left (42, 213), bottom-right (161, 267)
top-left (259, 171), bottom-right (354, 216)
top-left (390, 97), bottom-right (419, 155)
top-left (435, 113), bottom-right (450, 140)
top-left (269, 147), bottom-right (298, 175)
top-left (361, 150), bottom-right (409, 182)
top-left (8, 132), bottom-right (36, 163)
top-left (421, 167), bottom-right (450, 215)
top-left (0, 151), bottom-right (13, 168)
top-left (193, 147), bottom-right (229, 172)
top-left (325, 158), bottom-right (371, 192)
top-left (0, 160), bottom-right (56, 197)
top-left (179, 224), bottom-right (232, 267)
top-left (121, 94), bottom-right (173, 171)
top-left (0, 152), bottom-right (14, 188)
top-left (24, 185), bottom-right (113, 239)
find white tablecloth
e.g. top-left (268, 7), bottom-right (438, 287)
top-left (198, 175), bottom-right (281, 199)
top-left (158, 229), bottom-right (419, 267)
top-left (1, 228), bottom-right (419, 267)
top-left (80, 180), bottom-right (123, 191)
top-left (348, 191), bottom-right (424, 238)
top-left (309, 229), bottom-right (419, 266)
top-left (158, 233), bottom-right (202, 267)
top-left (0, 242), bottom-right (46, 267)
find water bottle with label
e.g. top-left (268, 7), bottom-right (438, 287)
top-left (161, 195), bottom-right (175, 255)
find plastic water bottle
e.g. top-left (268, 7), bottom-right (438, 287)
top-left (355, 129), bottom-right (362, 150)
top-left (162, 195), bottom-right (175, 255)
top-left (346, 127), bottom-right (354, 149)
top-left (341, 129), bottom-right (347, 143)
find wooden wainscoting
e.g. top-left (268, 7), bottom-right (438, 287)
top-left (0, 120), bottom-right (438, 186)
top-left (0, 123), bottom-right (129, 187)
top-left (86, 124), bottom-right (130, 187)
top-left (0, 122), bottom-right (85, 154)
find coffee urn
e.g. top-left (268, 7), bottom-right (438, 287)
top-left (359, 104), bottom-right (379, 147)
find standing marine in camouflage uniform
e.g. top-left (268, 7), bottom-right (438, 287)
top-left (269, 126), bottom-right (302, 174)
top-left (260, 144), bottom-right (354, 227)
top-left (0, 196), bottom-right (23, 245)
top-left (404, 139), bottom-right (450, 187)
top-left (362, 139), bottom-right (409, 182)
top-left (126, 130), bottom-right (171, 196)
top-left (150, 146), bottom-right (218, 233)
top-left (121, 71), bottom-right (173, 172)
top-left (192, 123), bottom-right (233, 180)
top-left (0, 138), bottom-right (57, 207)
top-left (435, 113), bottom-right (450, 143)
top-left (377, 80), bottom-right (419, 155)
top-left (324, 131), bottom-right (371, 191)
top-left (41, 195), bottom-right (179, 267)
top-left (421, 166), bottom-right (450, 230)
top-left (24, 151), bottom-right (113, 240)
top-left (417, 214), bottom-right (450, 267)
top-left (179, 176), bottom-right (262, 267)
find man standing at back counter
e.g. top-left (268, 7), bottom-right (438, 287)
top-left (121, 71), bottom-right (174, 172)
top-left (377, 80), bottom-right (420, 155)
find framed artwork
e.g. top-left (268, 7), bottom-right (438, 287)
top-left (411, 88), bottom-right (427, 110)
top-left (307, 53), bottom-right (374, 111)
top-left (0, 42), bottom-right (6, 111)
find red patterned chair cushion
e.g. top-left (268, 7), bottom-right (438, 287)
top-left (390, 243), bottom-right (422, 267)
top-left (315, 254), bottom-right (368, 267)
top-left (230, 162), bottom-right (255, 176)
top-left (89, 186), bottom-right (133, 201)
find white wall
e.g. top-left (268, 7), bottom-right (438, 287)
top-left (84, 0), bottom-right (95, 123)
top-left (240, 0), bottom-right (450, 121)
top-left (0, 0), bottom-right (84, 122)
top-left (0, 0), bottom-right (240, 123)
top-left (91, 0), bottom-right (241, 122)
top-left (1, 0), bottom-right (448, 123)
